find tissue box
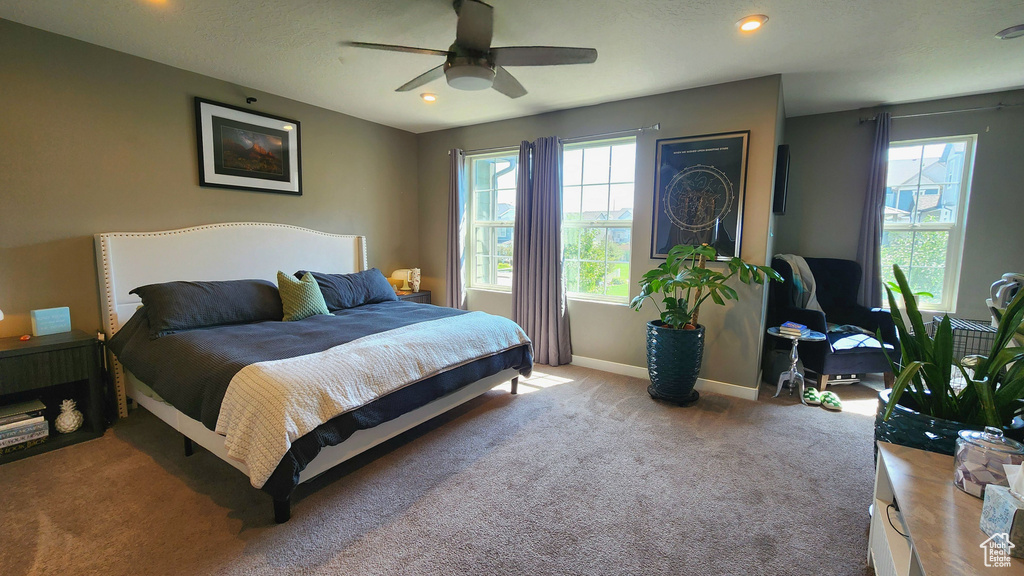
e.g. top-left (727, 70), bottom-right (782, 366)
top-left (981, 485), bottom-right (1024, 557)
top-left (30, 307), bottom-right (71, 336)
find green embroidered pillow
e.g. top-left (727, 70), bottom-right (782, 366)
top-left (277, 271), bottom-right (329, 322)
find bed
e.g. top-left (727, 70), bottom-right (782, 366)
top-left (94, 222), bottom-right (532, 522)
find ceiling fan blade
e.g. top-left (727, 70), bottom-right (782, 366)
top-left (455, 0), bottom-right (494, 52)
top-left (348, 42), bottom-right (450, 57)
top-left (492, 66), bottom-right (527, 99)
top-left (396, 64), bottom-right (446, 92)
top-left (491, 46), bottom-right (598, 66)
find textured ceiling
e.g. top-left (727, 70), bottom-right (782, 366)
top-left (2, 0), bottom-right (1023, 133)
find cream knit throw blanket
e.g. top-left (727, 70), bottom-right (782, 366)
top-left (216, 312), bottom-right (531, 488)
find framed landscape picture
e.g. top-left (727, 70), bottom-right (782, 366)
top-left (195, 98), bottom-right (301, 195)
top-left (651, 131), bottom-right (750, 260)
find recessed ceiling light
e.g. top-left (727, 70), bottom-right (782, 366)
top-left (420, 93), bottom-right (438, 103)
top-left (737, 14), bottom-right (768, 33)
top-left (996, 24), bottom-right (1024, 40)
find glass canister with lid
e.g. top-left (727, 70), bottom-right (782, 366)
top-left (954, 426), bottom-right (1024, 497)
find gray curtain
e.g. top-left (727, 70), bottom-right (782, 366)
top-left (856, 112), bottom-right (891, 308)
top-left (445, 149), bottom-right (467, 310)
top-left (511, 137), bottom-right (572, 365)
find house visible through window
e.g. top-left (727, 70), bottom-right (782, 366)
top-left (467, 151), bottom-right (518, 290)
top-left (881, 135), bottom-right (976, 311)
top-left (562, 137), bottom-right (636, 302)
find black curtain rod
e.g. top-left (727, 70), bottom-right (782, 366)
top-left (858, 102), bottom-right (1023, 123)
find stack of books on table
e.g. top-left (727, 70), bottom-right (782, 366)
top-left (780, 321), bottom-right (811, 338)
top-left (0, 400), bottom-right (49, 456)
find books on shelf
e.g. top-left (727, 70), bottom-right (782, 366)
top-left (0, 399), bottom-right (46, 427)
top-left (780, 321), bottom-right (811, 337)
top-left (0, 400), bottom-right (50, 453)
top-left (0, 437), bottom-right (47, 456)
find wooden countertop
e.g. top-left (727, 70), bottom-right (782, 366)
top-left (878, 441), bottom-right (1024, 574)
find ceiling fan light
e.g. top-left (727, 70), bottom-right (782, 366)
top-left (737, 14), bottom-right (768, 33)
top-left (995, 24), bottom-right (1024, 39)
top-left (445, 65), bottom-right (495, 91)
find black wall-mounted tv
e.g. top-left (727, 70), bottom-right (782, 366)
top-left (773, 144), bottom-right (790, 215)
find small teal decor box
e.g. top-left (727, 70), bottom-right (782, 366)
top-left (30, 307), bottom-right (71, 336)
top-left (981, 485), bottom-right (1024, 557)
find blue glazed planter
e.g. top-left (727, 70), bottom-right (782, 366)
top-left (646, 321), bottom-right (704, 405)
top-left (874, 389), bottom-right (994, 456)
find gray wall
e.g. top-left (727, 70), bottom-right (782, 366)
top-left (0, 20), bottom-right (419, 338)
top-left (776, 90), bottom-right (1024, 320)
top-left (417, 76), bottom-right (783, 389)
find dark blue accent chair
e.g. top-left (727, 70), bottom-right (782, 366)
top-left (767, 257), bottom-right (900, 390)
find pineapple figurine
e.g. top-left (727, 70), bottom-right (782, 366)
top-left (55, 399), bottom-right (84, 434)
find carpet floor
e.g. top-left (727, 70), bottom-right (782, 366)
top-left (0, 366), bottom-right (880, 576)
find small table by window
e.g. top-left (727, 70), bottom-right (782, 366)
top-left (397, 290), bottom-right (431, 305)
top-left (767, 326), bottom-right (827, 403)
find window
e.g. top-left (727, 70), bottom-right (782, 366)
top-left (881, 136), bottom-right (976, 311)
top-left (561, 137), bottom-right (636, 302)
top-left (467, 151), bottom-right (518, 290)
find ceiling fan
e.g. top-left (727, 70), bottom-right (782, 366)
top-left (348, 0), bottom-right (598, 99)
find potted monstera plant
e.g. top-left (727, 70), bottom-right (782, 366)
top-left (629, 244), bottom-right (782, 405)
top-left (876, 264), bottom-right (1024, 455)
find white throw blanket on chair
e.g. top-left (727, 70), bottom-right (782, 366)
top-left (775, 254), bottom-right (823, 314)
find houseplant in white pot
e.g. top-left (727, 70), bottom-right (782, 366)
top-left (629, 244), bottom-right (782, 404)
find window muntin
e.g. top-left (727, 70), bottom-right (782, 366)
top-left (561, 137), bottom-right (636, 302)
top-left (467, 152), bottom-right (518, 290)
top-left (881, 136), bottom-right (976, 311)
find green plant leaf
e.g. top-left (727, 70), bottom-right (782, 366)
top-left (892, 265), bottom-right (930, 354)
top-left (987, 289), bottom-right (1024, 369)
top-left (966, 375), bottom-right (1001, 428)
top-left (719, 284), bottom-right (739, 301)
top-left (931, 315), bottom-right (956, 417)
top-left (694, 244), bottom-right (717, 260)
top-left (883, 361), bottom-right (926, 421)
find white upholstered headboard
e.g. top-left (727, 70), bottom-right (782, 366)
top-left (94, 222), bottom-right (368, 417)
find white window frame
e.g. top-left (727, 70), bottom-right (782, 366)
top-left (466, 150), bottom-right (518, 292)
top-left (883, 134), bottom-right (976, 313)
top-left (561, 136), bottom-right (637, 304)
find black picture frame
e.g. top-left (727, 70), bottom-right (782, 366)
top-left (650, 131), bottom-right (750, 260)
top-left (194, 97), bottom-right (302, 195)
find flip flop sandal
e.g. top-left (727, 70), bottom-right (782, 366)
top-left (821, 391), bottom-right (843, 411)
top-left (803, 387), bottom-right (822, 405)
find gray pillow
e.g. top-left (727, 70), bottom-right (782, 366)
top-left (129, 279), bottom-right (283, 338)
top-left (296, 268), bottom-right (399, 311)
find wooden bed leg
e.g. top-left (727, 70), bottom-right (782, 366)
top-left (883, 371), bottom-right (895, 389)
top-left (274, 497), bottom-right (291, 524)
top-left (183, 436), bottom-right (194, 457)
top-left (511, 377), bottom-right (518, 395)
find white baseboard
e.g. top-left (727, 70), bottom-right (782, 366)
top-left (571, 355), bottom-right (649, 379)
top-left (694, 377), bottom-right (759, 401)
top-left (570, 355), bottom-right (759, 401)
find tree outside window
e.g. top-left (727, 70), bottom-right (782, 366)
top-left (467, 152), bottom-right (518, 290)
top-left (562, 138), bottom-right (636, 302)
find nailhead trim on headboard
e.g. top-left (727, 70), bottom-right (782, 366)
top-left (95, 222), bottom-right (369, 418)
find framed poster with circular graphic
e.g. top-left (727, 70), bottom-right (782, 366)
top-left (651, 131), bottom-right (750, 260)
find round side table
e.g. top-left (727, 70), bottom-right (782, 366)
top-left (767, 326), bottom-right (827, 404)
